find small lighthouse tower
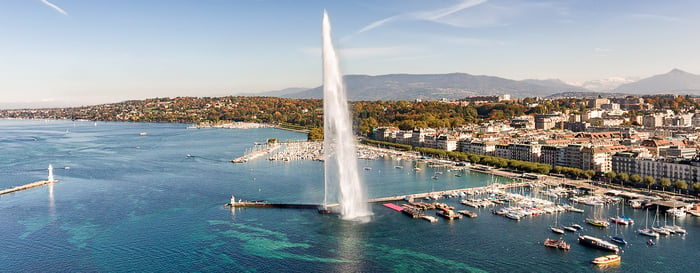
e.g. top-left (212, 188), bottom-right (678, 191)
top-left (48, 164), bottom-right (54, 182)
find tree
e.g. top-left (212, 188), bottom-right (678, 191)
top-left (693, 182), bottom-right (700, 193)
top-left (660, 178), bottom-right (672, 192)
top-left (583, 170), bottom-right (596, 179)
top-left (617, 172), bottom-right (629, 182)
top-left (674, 180), bottom-right (688, 194)
top-left (630, 174), bottom-right (642, 184)
top-left (553, 166), bottom-right (563, 174)
top-left (605, 171), bottom-right (616, 182)
top-left (307, 127), bottom-right (324, 141)
top-left (643, 176), bottom-right (656, 191)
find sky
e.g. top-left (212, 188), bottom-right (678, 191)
top-left (2, 0), bottom-right (700, 107)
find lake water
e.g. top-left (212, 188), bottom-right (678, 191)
top-left (1, 119), bottom-right (698, 272)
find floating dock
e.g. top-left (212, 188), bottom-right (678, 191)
top-left (0, 180), bottom-right (56, 196)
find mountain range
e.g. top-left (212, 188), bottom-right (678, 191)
top-left (252, 69), bottom-right (700, 101)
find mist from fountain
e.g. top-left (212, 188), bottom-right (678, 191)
top-left (322, 11), bottom-right (371, 220)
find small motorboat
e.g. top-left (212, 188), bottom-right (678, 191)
top-left (609, 236), bottom-right (628, 245)
top-left (564, 226), bottom-right (578, 232)
top-left (592, 255), bottom-right (620, 265)
top-left (647, 239), bottom-right (656, 246)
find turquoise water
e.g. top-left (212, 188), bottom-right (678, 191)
top-left (1, 119), bottom-right (698, 272)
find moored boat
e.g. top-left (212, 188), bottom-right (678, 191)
top-left (609, 216), bottom-right (630, 225)
top-left (544, 238), bottom-right (570, 250)
top-left (609, 236), bottom-right (628, 245)
top-left (592, 254), bottom-right (620, 265)
top-left (505, 213), bottom-right (521, 221)
top-left (571, 224), bottom-right (583, 230)
top-left (422, 215), bottom-right (438, 222)
top-left (436, 208), bottom-right (462, 220)
top-left (578, 235), bottom-right (619, 253)
top-left (551, 227), bottom-right (565, 234)
top-left (652, 226), bottom-right (671, 236)
top-left (458, 210), bottom-right (477, 218)
top-left (586, 218), bottom-right (610, 228)
top-left (564, 226), bottom-right (577, 232)
top-left (637, 228), bottom-right (659, 238)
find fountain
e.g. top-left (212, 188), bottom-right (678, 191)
top-left (322, 11), bottom-right (372, 220)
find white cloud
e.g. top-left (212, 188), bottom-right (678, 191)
top-left (357, 0), bottom-right (488, 34)
top-left (40, 0), bottom-right (68, 16)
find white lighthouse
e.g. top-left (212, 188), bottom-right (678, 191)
top-left (48, 164), bottom-right (54, 182)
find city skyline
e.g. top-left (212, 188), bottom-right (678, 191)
top-left (3, 0), bottom-right (700, 107)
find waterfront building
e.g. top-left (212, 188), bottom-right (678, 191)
top-left (613, 151), bottom-right (700, 183)
top-left (412, 128), bottom-right (436, 147)
top-left (495, 144), bottom-right (511, 159)
top-left (395, 130), bottom-right (413, 145)
top-left (373, 127), bottom-right (399, 142)
top-left (436, 135), bottom-right (457, 151)
top-left (509, 143), bottom-right (541, 163)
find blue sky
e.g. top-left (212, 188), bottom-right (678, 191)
top-left (2, 0), bottom-right (700, 107)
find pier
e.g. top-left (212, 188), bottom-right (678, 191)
top-left (225, 182), bottom-right (530, 210)
top-left (367, 181), bottom-right (530, 203)
top-left (231, 143), bottom-right (281, 163)
top-left (0, 180), bottom-right (56, 196)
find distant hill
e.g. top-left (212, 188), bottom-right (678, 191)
top-left (546, 91), bottom-right (631, 99)
top-left (282, 73), bottom-right (592, 101)
top-left (238, 87), bottom-right (310, 97)
top-left (613, 69), bottom-right (700, 95)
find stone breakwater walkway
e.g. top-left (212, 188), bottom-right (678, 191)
top-left (0, 180), bottom-right (56, 196)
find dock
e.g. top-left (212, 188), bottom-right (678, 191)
top-left (231, 143), bottom-right (281, 163)
top-left (367, 181), bottom-right (530, 203)
top-left (0, 180), bottom-right (56, 196)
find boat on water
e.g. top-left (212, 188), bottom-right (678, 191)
top-left (638, 228), bottom-right (660, 238)
top-left (562, 204), bottom-right (584, 213)
top-left (571, 224), bottom-right (583, 230)
top-left (394, 166), bottom-right (404, 169)
top-left (592, 254), bottom-right (621, 265)
top-left (458, 210), bottom-right (477, 218)
top-left (647, 239), bottom-right (656, 246)
top-left (663, 224), bottom-right (687, 235)
top-left (551, 227), bottom-right (565, 234)
top-left (609, 216), bottom-right (631, 225)
top-left (431, 176), bottom-right (439, 180)
top-left (564, 226), bottom-right (578, 232)
top-left (436, 208), bottom-right (462, 220)
top-left (543, 238), bottom-right (570, 250)
top-left (652, 227), bottom-right (671, 236)
top-left (638, 208), bottom-right (659, 237)
top-left (505, 213), bottom-right (521, 221)
top-left (586, 218), bottom-right (610, 228)
top-left (139, 132), bottom-right (147, 136)
top-left (609, 236), bottom-right (628, 245)
top-left (363, 167), bottom-right (372, 171)
top-left (422, 215), bottom-right (438, 223)
top-left (578, 235), bottom-right (619, 253)
top-left (666, 207), bottom-right (686, 217)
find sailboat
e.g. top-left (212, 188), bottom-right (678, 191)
top-left (651, 208), bottom-right (671, 236)
top-left (638, 208), bottom-right (660, 238)
top-left (663, 213), bottom-right (687, 235)
top-left (551, 209), bottom-right (565, 234)
top-left (609, 205), bottom-right (628, 245)
top-left (586, 202), bottom-right (609, 228)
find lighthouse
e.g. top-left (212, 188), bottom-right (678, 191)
top-left (48, 164), bottom-right (54, 182)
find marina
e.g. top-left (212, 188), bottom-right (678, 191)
top-left (4, 121), bottom-right (700, 272)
